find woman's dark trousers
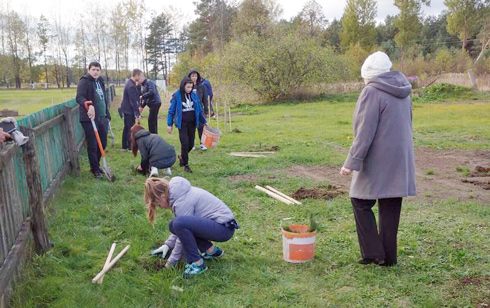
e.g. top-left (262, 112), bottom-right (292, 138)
top-left (351, 198), bottom-right (402, 264)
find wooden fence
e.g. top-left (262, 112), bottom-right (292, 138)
top-left (0, 85), bottom-right (115, 307)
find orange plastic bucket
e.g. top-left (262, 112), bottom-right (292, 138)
top-left (282, 224), bottom-right (317, 263)
top-left (202, 126), bottom-right (222, 148)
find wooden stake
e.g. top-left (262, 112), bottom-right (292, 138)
top-left (97, 243), bottom-right (116, 284)
top-left (255, 185), bottom-right (293, 205)
top-left (233, 151), bottom-right (275, 155)
top-left (92, 245), bottom-right (130, 283)
top-left (216, 101), bottom-right (219, 131)
top-left (224, 101), bottom-right (227, 133)
top-left (265, 186), bottom-right (302, 205)
top-left (229, 107), bottom-right (232, 132)
top-left (207, 96), bottom-right (211, 123)
top-left (230, 153), bottom-right (267, 158)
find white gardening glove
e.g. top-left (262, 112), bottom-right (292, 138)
top-left (151, 244), bottom-right (170, 258)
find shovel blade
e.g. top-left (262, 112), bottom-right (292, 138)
top-left (103, 166), bottom-right (116, 182)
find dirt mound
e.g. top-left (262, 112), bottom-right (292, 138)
top-left (292, 186), bottom-right (346, 200)
top-left (469, 165), bottom-right (490, 177)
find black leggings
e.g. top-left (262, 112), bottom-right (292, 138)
top-left (148, 104), bottom-right (160, 134)
top-left (198, 123), bottom-right (204, 141)
top-left (178, 121), bottom-right (196, 166)
top-left (351, 198), bottom-right (402, 264)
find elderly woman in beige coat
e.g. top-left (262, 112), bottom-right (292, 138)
top-left (340, 51), bottom-right (416, 266)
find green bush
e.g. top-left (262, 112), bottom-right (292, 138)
top-left (220, 30), bottom-right (347, 102)
top-left (413, 83), bottom-right (475, 103)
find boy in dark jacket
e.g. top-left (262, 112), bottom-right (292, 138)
top-left (76, 61), bottom-right (111, 179)
top-left (201, 78), bottom-right (214, 116)
top-left (188, 69), bottom-right (209, 150)
top-left (138, 75), bottom-right (161, 134)
top-left (167, 77), bottom-right (207, 173)
top-left (131, 124), bottom-right (175, 177)
top-left (121, 69), bottom-right (143, 150)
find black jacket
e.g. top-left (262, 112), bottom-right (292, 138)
top-left (188, 69), bottom-right (209, 115)
top-left (121, 79), bottom-right (141, 116)
top-left (140, 79), bottom-right (161, 108)
top-left (135, 130), bottom-right (175, 169)
top-left (76, 74), bottom-right (110, 122)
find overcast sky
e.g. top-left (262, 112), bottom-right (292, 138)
top-left (7, 0), bottom-right (447, 25)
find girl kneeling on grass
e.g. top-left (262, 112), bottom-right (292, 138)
top-left (167, 77), bottom-right (207, 173)
top-left (131, 124), bottom-right (176, 177)
top-left (144, 177), bottom-right (239, 279)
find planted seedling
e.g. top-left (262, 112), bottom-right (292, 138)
top-left (282, 214), bottom-right (318, 233)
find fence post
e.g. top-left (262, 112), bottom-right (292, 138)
top-left (20, 127), bottom-right (52, 254)
top-left (467, 69), bottom-right (478, 89)
top-left (62, 106), bottom-right (80, 176)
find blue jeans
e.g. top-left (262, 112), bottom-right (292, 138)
top-left (169, 216), bottom-right (235, 263)
top-left (152, 155), bottom-right (176, 169)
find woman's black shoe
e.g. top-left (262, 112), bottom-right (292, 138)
top-left (358, 258), bottom-right (375, 265)
top-left (184, 166), bottom-right (193, 173)
top-left (378, 260), bottom-right (397, 267)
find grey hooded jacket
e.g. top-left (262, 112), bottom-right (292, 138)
top-left (164, 177), bottom-right (235, 265)
top-left (134, 130), bottom-right (175, 169)
top-left (343, 71), bottom-right (417, 200)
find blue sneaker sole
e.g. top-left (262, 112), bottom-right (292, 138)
top-left (183, 266), bottom-right (208, 279)
top-left (202, 250), bottom-right (224, 260)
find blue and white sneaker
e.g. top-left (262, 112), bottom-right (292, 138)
top-left (183, 261), bottom-right (208, 279)
top-left (201, 246), bottom-right (224, 260)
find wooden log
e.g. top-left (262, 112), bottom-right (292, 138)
top-left (265, 186), bottom-right (302, 205)
top-left (97, 243), bottom-right (116, 284)
top-left (62, 105), bottom-right (80, 175)
top-left (92, 245), bottom-right (130, 283)
top-left (229, 153), bottom-right (267, 158)
top-left (255, 185), bottom-right (293, 205)
top-left (20, 127), bottom-right (52, 254)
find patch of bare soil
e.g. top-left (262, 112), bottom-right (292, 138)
top-left (246, 145), bottom-right (281, 152)
top-left (227, 147), bottom-right (490, 204)
top-left (413, 147), bottom-right (490, 203)
top-left (460, 276), bottom-right (490, 287)
top-left (292, 185), bottom-right (346, 200)
top-left (141, 258), bottom-right (167, 272)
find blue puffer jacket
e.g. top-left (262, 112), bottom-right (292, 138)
top-left (167, 77), bottom-right (207, 129)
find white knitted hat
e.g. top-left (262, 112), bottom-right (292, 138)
top-left (361, 51), bottom-right (392, 79)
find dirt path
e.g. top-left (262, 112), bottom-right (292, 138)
top-left (228, 147), bottom-right (490, 204)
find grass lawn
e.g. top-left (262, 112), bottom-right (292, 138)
top-left (9, 91), bottom-right (490, 307)
top-left (0, 88), bottom-right (77, 116)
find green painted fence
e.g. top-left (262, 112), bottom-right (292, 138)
top-left (0, 85), bottom-right (115, 307)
